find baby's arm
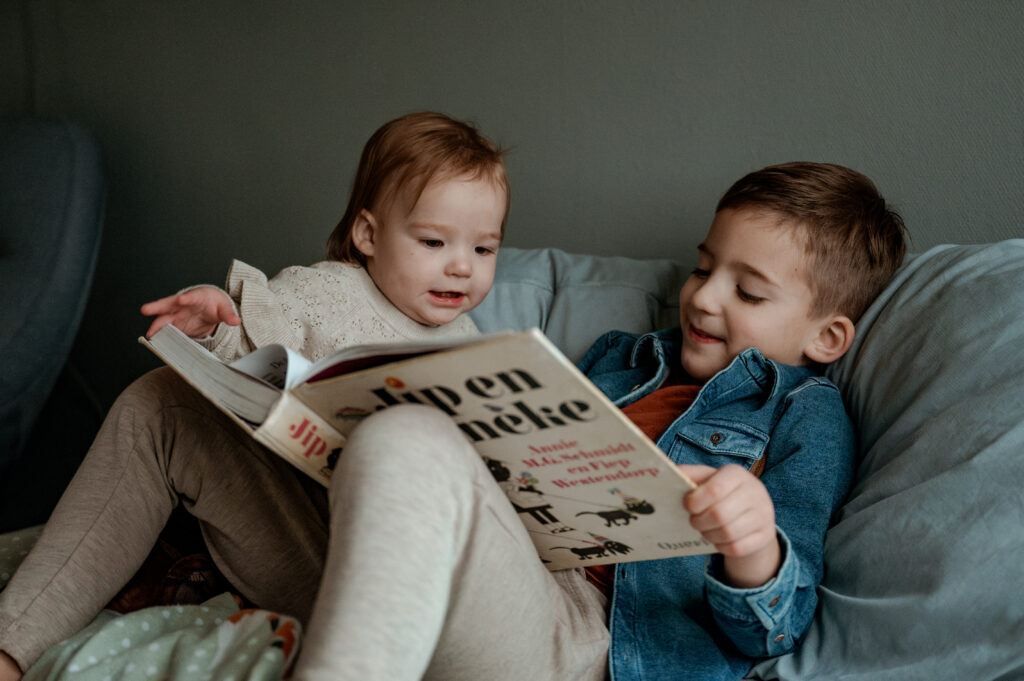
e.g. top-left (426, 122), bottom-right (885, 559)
top-left (141, 286), bottom-right (241, 339)
top-left (680, 464), bottom-right (781, 588)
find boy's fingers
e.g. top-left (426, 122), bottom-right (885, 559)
top-left (710, 529), bottom-right (774, 558)
top-left (683, 464), bottom-right (746, 514)
top-left (677, 463), bottom-right (716, 485)
top-left (687, 490), bottom-right (749, 533)
top-left (693, 504), bottom-right (758, 541)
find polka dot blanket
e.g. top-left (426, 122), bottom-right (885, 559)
top-left (1, 527), bottom-right (301, 681)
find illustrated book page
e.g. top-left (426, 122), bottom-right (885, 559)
top-left (142, 326), bottom-right (714, 568)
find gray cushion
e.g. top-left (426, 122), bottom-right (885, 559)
top-left (470, 247), bottom-right (688, 363)
top-left (752, 240), bottom-right (1024, 679)
top-left (478, 241), bottom-right (1024, 678)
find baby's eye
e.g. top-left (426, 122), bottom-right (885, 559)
top-left (475, 246), bottom-right (497, 256)
top-left (421, 239), bottom-right (443, 248)
top-left (736, 286), bottom-right (765, 304)
top-left (690, 267), bottom-right (710, 278)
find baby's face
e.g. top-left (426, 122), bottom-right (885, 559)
top-left (678, 208), bottom-right (827, 381)
top-left (360, 173), bottom-right (505, 326)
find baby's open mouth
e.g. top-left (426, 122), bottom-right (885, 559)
top-left (432, 291), bottom-right (464, 299)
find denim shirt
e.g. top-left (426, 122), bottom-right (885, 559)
top-left (578, 328), bottom-right (856, 681)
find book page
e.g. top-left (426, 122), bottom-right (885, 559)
top-left (230, 344), bottom-right (312, 390)
top-left (142, 326), bottom-right (281, 424)
top-left (290, 328), bottom-right (711, 569)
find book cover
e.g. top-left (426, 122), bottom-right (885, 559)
top-left (142, 326), bottom-right (714, 569)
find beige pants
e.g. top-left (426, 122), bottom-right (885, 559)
top-left (0, 372), bottom-right (609, 679)
top-left (0, 368), bottom-right (330, 669)
top-left (293, 405), bottom-right (610, 681)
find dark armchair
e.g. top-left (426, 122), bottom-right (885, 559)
top-left (0, 117), bottom-right (105, 530)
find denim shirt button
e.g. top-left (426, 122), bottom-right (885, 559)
top-left (710, 432), bottom-right (724, 444)
top-left (769, 596), bottom-right (780, 607)
top-left (773, 634), bottom-right (786, 642)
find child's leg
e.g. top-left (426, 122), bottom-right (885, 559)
top-left (293, 405), bottom-right (610, 681)
top-left (0, 368), bottom-right (329, 671)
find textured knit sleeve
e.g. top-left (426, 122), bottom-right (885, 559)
top-left (198, 259), bottom-right (481, 364)
top-left (197, 260), bottom-right (305, 362)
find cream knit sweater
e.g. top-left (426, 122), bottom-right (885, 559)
top-left (197, 260), bottom-right (480, 363)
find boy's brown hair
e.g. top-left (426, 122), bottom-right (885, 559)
top-left (327, 111), bottom-right (510, 265)
top-left (716, 162), bottom-right (908, 322)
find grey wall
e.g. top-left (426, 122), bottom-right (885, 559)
top-left (4, 0), bottom-right (1023, 406)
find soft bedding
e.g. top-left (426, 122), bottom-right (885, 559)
top-left (1, 529), bottom-right (300, 681)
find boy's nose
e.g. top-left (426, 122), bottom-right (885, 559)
top-left (689, 279), bottom-right (721, 314)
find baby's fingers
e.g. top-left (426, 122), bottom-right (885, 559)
top-left (140, 293), bottom-right (182, 317)
top-left (144, 314), bottom-right (173, 339)
top-left (213, 296), bottom-right (241, 326)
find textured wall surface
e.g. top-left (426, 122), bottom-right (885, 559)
top-left (3, 0), bottom-right (1022, 405)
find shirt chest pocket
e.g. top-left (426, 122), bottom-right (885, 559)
top-left (666, 421), bottom-right (769, 469)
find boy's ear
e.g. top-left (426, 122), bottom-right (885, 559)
top-left (803, 314), bottom-right (855, 365)
top-left (351, 209), bottom-right (378, 258)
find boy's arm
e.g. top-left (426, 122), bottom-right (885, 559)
top-left (688, 383), bottom-right (856, 658)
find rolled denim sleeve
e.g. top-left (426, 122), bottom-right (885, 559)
top-left (703, 379), bottom-right (856, 659)
top-left (704, 530), bottom-right (804, 657)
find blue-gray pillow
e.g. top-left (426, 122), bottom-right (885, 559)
top-left (470, 247), bottom-right (687, 363)
top-left (752, 241), bottom-right (1024, 680)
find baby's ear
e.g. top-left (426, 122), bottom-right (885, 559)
top-left (803, 314), bottom-right (855, 365)
top-left (351, 209), bottom-right (378, 258)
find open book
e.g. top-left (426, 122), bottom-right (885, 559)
top-left (141, 325), bottom-right (713, 569)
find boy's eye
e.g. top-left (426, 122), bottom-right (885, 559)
top-left (690, 268), bottom-right (710, 278)
top-left (421, 239), bottom-right (443, 248)
top-left (475, 246), bottom-right (497, 256)
top-left (736, 286), bottom-right (765, 304)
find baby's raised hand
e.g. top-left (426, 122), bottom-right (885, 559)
top-left (679, 463), bottom-right (781, 588)
top-left (141, 287), bottom-right (241, 339)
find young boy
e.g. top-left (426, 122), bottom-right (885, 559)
top-left (290, 162), bottom-right (908, 681)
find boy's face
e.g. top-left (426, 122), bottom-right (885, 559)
top-left (356, 173), bottom-right (505, 326)
top-left (678, 207), bottom-right (831, 382)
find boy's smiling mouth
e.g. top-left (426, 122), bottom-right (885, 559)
top-left (688, 324), bottom-right (723, 344)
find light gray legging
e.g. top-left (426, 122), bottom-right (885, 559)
top-left (292, 403), bottom-right (609, 681)
top-left (0, 370), bottom-right (609, 680)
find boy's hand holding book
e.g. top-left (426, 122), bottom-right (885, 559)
top-left (680, 463), bottom-right (782, 588)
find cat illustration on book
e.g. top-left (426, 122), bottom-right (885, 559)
top-left (551, 533), bottom-right (634, 561)
top-left (575, 508), bottom-right (637, 527)
top-left (574, 488), bottom-right (658, 526)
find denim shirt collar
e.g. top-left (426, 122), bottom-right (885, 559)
top-left (622, 328), bottom-right (804, 411)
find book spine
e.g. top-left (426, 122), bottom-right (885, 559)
top-left (253, 392), bottom-right (345, 487)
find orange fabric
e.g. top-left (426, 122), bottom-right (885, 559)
top-left (620, 384), bottom-right (701, 441)
top-left (584, 382), bottom-right (700, 599)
